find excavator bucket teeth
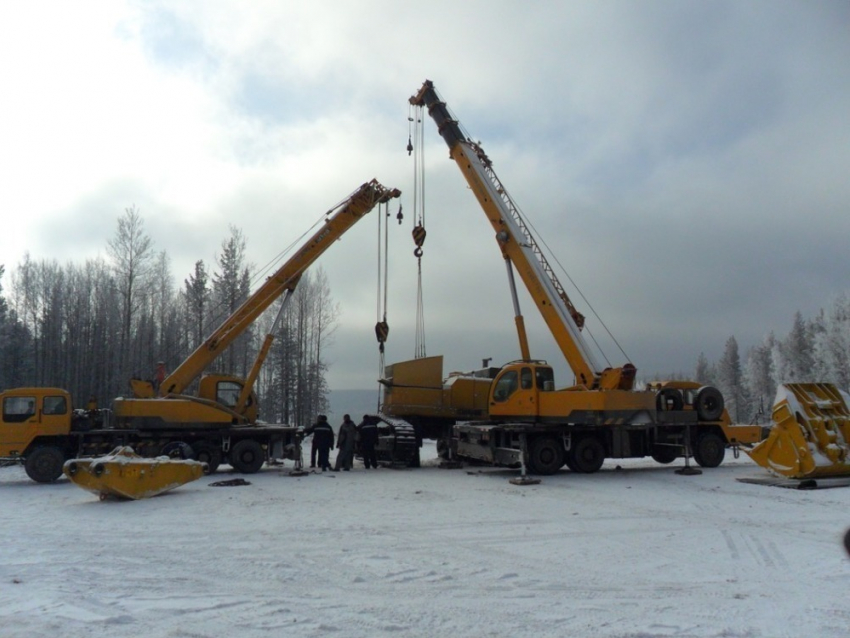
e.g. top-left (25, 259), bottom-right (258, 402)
top-left (745, 383), bottom-right (850, 480)
top-left (63, 446), bottom-right (207, 500)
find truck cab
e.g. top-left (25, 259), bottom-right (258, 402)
top-left (0, 388), bottom-right (75, 482)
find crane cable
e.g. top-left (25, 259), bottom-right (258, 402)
top-left (411, 104), bottom-right (427, 359)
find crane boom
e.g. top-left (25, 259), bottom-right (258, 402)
top-left (410, 80), bottom-right (632, 389)
top-left (158, 179), bottom-right (401, 396)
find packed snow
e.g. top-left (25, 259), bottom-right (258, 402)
top-left (2, 443), bottom-right (849, 638)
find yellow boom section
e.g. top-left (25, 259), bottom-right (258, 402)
top-left (746, 383), bottom-right (850, 479)
top-left (410, 80), bottom-right (633, 390)
top-left (159, 179), bottom-right (401, 396)
top-left (63, 446), bottom-right (207, 500)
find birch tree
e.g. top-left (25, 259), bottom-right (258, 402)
top-left (107, 206), bottom-right (155, 381)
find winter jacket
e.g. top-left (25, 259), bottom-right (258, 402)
top-left (305, 418), bottom-right (334, 449)
top-left (358, 419), bottom-right (379, 448)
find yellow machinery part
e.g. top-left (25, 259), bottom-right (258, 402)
top-left (745, 383), bottom-right (850, 479)
top-left (63, 446), bottom-right (207, 500)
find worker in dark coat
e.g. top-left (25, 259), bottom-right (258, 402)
top-left (358, 415), bottom-right (379, 469)
top-left (334, 414), bottom-right (357, 471)
top-left (304, 415), bottom-right (334, 471)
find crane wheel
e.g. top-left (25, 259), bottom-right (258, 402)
top-left (160, 441), bottom-right (194, 460)
top-left (693, 431), bottom-right (726, 468)
top-left (695, 386), bottom-right (725, 422)
top-left (568, 436), bottom-right (605, 474)
top-left (229, 439), bottom-right (265, 474)
top-left (527, 436), bottom-right (565, 475)
top-left (651, 446), bottom-right (679, 464)
top-left (192, 442), bottom-right (222, 474)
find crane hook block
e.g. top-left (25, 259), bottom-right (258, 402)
top-left (397, 205), bottom-right (404, 225)
top-left (412, 225), bottom-right (426, 257)
top-left (375, 320), bottom-right (390, 344)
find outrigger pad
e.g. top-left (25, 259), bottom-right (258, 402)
top-left (509, 475), bottom-right (541, 486)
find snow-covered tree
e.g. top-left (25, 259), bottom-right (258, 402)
top-left (744, 333), bottom-right (776, 421)
top-left (717, 336), bottom-right (751, 422)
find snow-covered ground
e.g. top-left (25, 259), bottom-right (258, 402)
top-left (2, 444), bottom-right (849, 638)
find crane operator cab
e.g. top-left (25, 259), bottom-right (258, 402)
top-left (489, 362), bottom-right (554, 419)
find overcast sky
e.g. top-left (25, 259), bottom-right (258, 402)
top-left (1, 1), bottom-right (848, 390)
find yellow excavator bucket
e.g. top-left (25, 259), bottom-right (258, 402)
top-left (745, 383), bottom-right (850, 479)
top-left (63, 446), bottom-right (208, 500)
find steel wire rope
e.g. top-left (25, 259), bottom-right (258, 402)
top-left (514, 196), bottom-right (631, 367)
top-left (412, 106), bottom-right (427, 359)
top-left (429, 87), bottom-right (629, 368)
top-left (167, 192), bottom-right (356, 373)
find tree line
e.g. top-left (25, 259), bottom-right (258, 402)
top-left (0, 207), bottom-right (337, 426)
top-left (690, 296), bottom-right (850, 424)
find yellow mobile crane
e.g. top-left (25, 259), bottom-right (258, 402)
top-left (0, 180), bottom-right (400, 482)
top-left (381, 81), bottom-right (762, 475)
top-left (114, 179), bottom-right (400, 429)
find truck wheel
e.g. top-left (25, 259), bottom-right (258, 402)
top-left (229, 439), bottom-right (265, 474)
top-left (25, 446), bottom-right (66, 483)
top-left (192, 442), bottom-right (222, 474)
top-left (693, 432), bottom-right (726, 468)
top-left (651, 445), bottom-right (679, 464)
top-left (160, 441), bottom-right (194, 460)
top-left (527, 436), bottom-right (565, 475)
top-left (695, 386), bottom-right (724, 421)
top-left (568, 436), bottom-right (605, 474)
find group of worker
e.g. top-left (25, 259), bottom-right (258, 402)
top-left (303, 413), bottom-right (379, 472)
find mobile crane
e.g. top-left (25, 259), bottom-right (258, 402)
top-left (380, 80), bottom-right (763, 475)
top-left (1, 180), bottom-right (401, 482)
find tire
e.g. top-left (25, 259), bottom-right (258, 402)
top-left (25, 446), bottom-right (66, 483)
top-left (568, 436), bottom-right (605, 474)
top-left (656, 388), bottom-right (684, 411)
top-left (192, 442), bottom-right (222, 474)
top-left (651, 445), bottom-right (679, 464)
top-left (436, 438), bottom-right (456, 461)
top-left (527, 436), bottom-right (565, 475)
top-left (695, 386), bottom-right (724, 422)
top-left (160, 441), bottom-right (194, 460)
top-left (229, 439), bottom-right (265, 474)
top-left (693, 431), bottom-right (726, 468)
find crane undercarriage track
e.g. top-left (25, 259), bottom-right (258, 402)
top-left (365, 414), bottom-right (420, 468)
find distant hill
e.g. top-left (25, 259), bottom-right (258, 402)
top-left (326, 388), bottom-right (382, 425)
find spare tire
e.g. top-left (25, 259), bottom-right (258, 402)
top-left (656, 388), bottom-right (684, 411)
top-left (695, 386), bottom-right (725, 422)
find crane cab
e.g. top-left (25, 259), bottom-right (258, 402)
top-left (488, 362), bottom-right (554, 420)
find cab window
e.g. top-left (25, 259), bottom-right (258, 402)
top-left (493, 370), bottom-right (518, 402)
top-left (536, 367), bottom-right (555, 391)
top-left (521, 367), bottom-right (533, 390)
top-left (217, 381), bottom-right (242, 408)
top-left (43, 395), bottom-right (67, 416)
top-left (4, 396), bottom-right (36, 423)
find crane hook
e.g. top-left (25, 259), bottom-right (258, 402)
top-left (412, 224), bottom-right (426, 257)
top-left (375, 320), bottom-right (390, 344)
top-left (407, 135), bottom-right (413, 156)
top-left (396, 204), bottom-right (404, 225)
